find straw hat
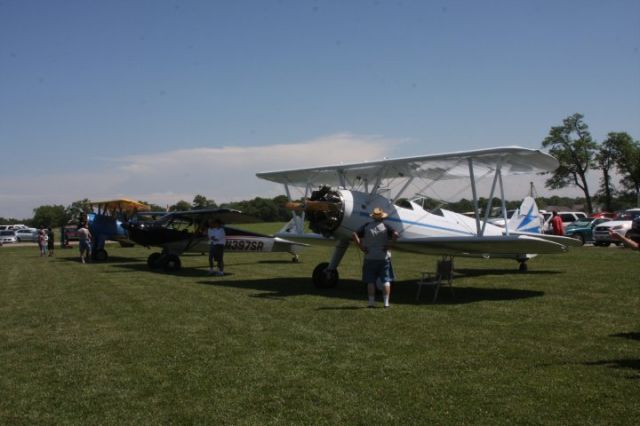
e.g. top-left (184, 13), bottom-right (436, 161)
top-left (370, 207), bottom-right (388, 220)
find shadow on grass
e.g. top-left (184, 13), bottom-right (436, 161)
top-left (53, 254), bottom-right (146, 265)
top-left (583, 331), bottom-right (640, 379)
top-left (453, 268), bottom-right (562, 278)
top-left (191, 277), bottom-right (544, 306)
top-left (610, 332), bottom-right (640, 341)
top-left (584, 359), bottom-right (640, 379)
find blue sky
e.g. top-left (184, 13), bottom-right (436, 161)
top-left (1, 0), bottom-right (639, 218)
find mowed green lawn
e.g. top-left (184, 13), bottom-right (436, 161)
top-left (1, 223), bottom-right (639, 424)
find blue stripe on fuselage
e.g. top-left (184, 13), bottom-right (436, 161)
top-left (357, 211), bottom-right (475, 236)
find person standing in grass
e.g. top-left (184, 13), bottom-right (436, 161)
top-left (551, 210), bottom-right (564, 236)
top-left (207, 218), bottom-right (226, 276)
top-left (78, 223), bottom-right (92, 263)
top-left (352, 207), bottom-right (399, 308)
top-left (47, 226), bottom-right (55, 257)
top-left (38, 225), bottom-right (48, 257)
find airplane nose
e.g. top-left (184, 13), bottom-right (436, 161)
top-left (286, 200), bottom-right (340, 213)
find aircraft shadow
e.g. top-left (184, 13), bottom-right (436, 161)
top-left (53, 255), bottom-right (145, 265)
top-left (192, 278), bottom-right (544, 306)
top-left (453, 268), bottom-right (562, 278)
top-left (583, 359), bottom-right (640, 380)
top-left (110, 262), bottom-right (214, 277)
top-left (583, 331), bottom-right (640, 379)
top-left (610, 331), bottom-right (640, 341)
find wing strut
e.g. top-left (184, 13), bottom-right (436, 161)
top-left (467, 158), bottom-right (481, 235)
top-left (480, 159), bottom-right (504, 236)
top-left (393, 176), bottom-right (415, 202)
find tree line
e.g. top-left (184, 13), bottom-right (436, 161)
top-left (2, 191), bottom-right (635, 230)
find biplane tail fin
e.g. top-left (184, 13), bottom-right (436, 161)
top-left (506, 196), bottom-right (542, 234)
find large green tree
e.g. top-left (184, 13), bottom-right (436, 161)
top-left (32, 205), bottom-right (68, 228)
top-left (541, 113), bottom-right (597, 214)
top-left (66, 199), bottom-right (90, 223)
top-left (605, 132), bottom-right (640, 207)
top-left (595, 139), bottom-right (618, 211)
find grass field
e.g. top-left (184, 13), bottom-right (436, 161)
top-left (1, 223), bottom-right (639, 424)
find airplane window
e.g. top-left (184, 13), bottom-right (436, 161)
top-left (395, 199), bottom-right (413, 209)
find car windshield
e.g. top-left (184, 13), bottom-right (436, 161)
top-left (1, 230), bottom-right (15, 236)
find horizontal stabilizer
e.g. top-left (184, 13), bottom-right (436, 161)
top-left (508, 232), bottom-right (583, 247)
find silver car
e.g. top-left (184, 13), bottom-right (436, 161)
top-left (0, 230), bottom-right (18, 244)
top-left (15, 228), bottom-right (39, 242)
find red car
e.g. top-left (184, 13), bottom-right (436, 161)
top-left (590, 211), bottom-right (617, 219)
top-left (64, 226), bottom-right (82, 242)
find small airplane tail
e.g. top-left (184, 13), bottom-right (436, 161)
top-left (506, 196), bottom-right (542, 233)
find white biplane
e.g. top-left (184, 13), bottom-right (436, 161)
top-left (257, 146), bottom-right (582, 288)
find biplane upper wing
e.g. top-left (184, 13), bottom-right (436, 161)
top-left (256, 146), bottom-right (559, 186)
top-left (86, 198), bottom-right (150, 214)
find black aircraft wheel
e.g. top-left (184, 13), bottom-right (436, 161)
top-left (147, 252), bottom-right (162, 269)
top-left (292, 255), bottom-right (300, 263)
top-left (518, 261), bottom-right (528, 273)
top-left (94, 249), bottom-right (108, 262)
top-left (162, 254), bottom-right (182, 272)
top-left (312, 262), bottom-right (339, 288)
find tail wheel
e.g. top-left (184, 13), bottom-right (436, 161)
top-left (94, 249), bottom-right (108, 262)
top-left (161, 254), bottom-right (182, 272)
top-left (147, 252), bottom-right (162, 269)
top-left (312, 262), bottom-right (339, 288)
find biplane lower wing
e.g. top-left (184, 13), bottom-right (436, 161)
top-left (395, 235), bottom-right (570, 256)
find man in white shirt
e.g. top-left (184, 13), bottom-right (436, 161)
top-left (207, 219), bottom-right (226, 275)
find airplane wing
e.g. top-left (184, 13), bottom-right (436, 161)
top-left (395, 234), bottom-right (570, 256)
top-left (256, 146), bottom-right (558, 186)
top-left (87, 198), bottom-right (150, 213)
top-left (170, 208), bottom-right (259, 225)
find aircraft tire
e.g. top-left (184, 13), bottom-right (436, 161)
top-left (162, 254), bottom-right (182, 272)
top-left (147, 252), bottom-right (162, 269)
top-left (94, 249), bottom-right (108, 262)
top-left (312, 262), bottom-right (339, 288)
top-left (518, 261), bottom-right (528, 273)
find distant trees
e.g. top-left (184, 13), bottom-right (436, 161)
top-left (192, 195), bottom-right (217, 209)
top-left (169, 200), bottom-right (192, 212)
top-left (223, 196), bottom-right (291, 222)
top-left (139, 201), bottom-right (166, 212)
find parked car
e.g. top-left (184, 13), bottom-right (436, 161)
top-left (593, 208), bottom-right (640, 246)
top-left (64, 225), bottom-right (82, 241)
top-left (15, 228), bottom-right (39, 242)
top-left (590, 211), bottom-right (617, 219)
top-left (0, 230), bottom-right (18, 244)
top-left (564, 218), bottom-right (609, 244)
